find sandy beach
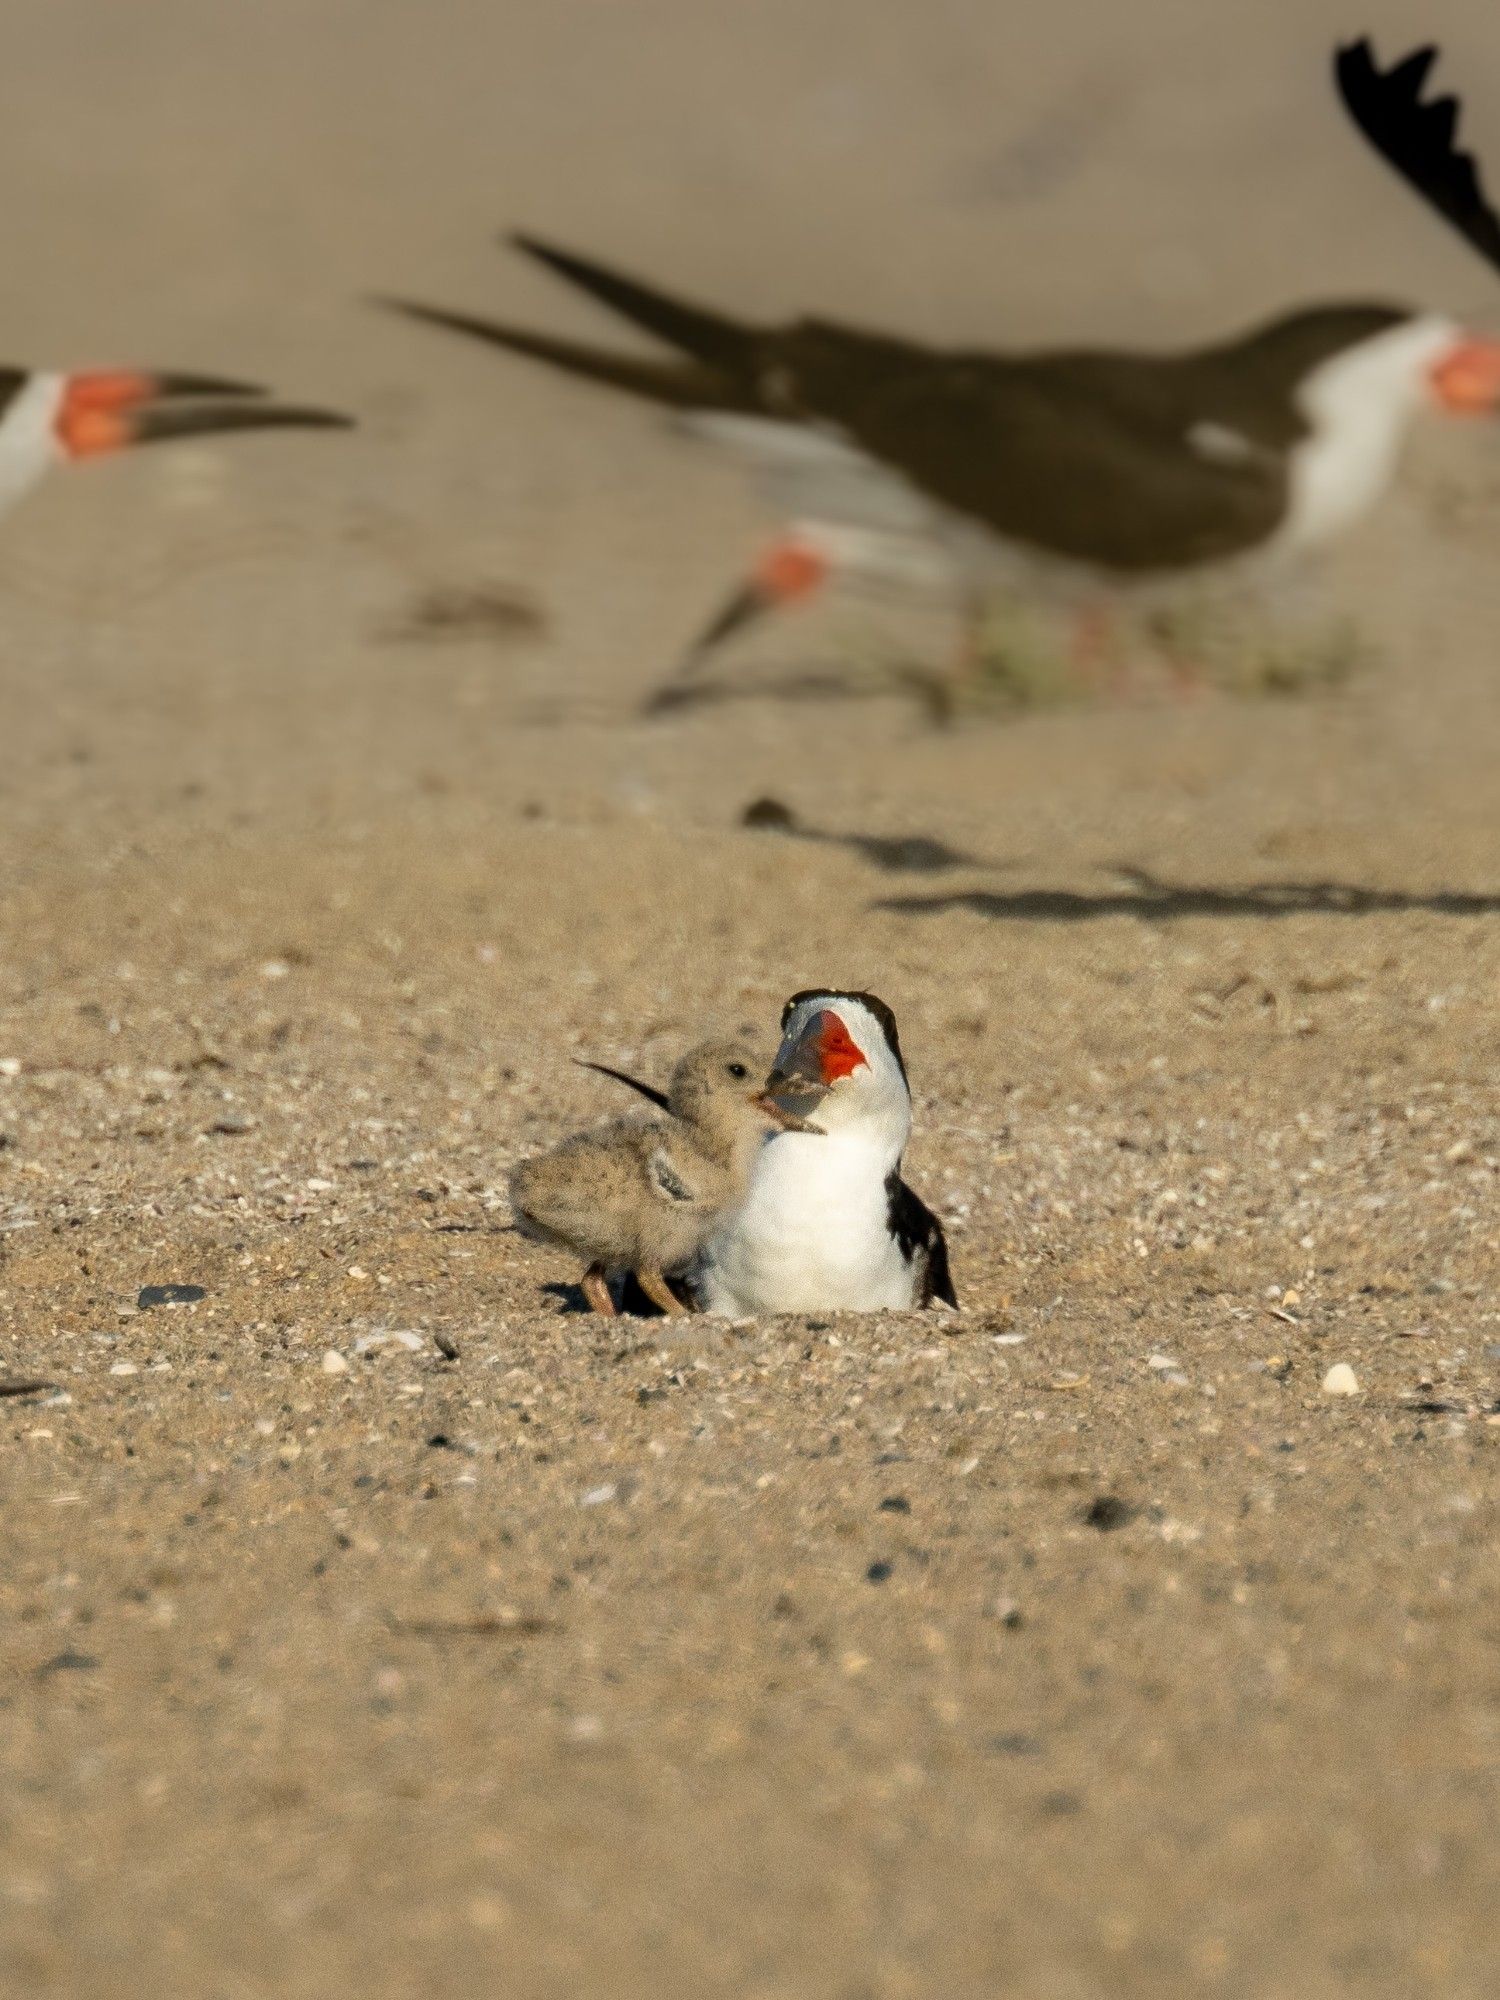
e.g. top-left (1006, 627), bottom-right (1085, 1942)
top-left (2, 3), bottom-right (1499, 1993)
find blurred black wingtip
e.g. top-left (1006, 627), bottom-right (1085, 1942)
top-left (1334, 35), bottom-right (1500, 276)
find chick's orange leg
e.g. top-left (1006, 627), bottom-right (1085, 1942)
top-left (635, 1267), bottom-right (689, 1316)
top-left (581, 1263), bottom-right (617, 1316)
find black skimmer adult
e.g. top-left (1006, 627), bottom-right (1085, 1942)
top-left (694, 990), bottom-right (955, 1316)
top-left (0, 367), bottom-right (350, 522)
top-left (383, 220), bottom-right (1500, 712)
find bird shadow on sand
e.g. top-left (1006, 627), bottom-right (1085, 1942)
top-left (874, 866), bottom-right (1500, 925)
top-left (645, 658), bottom-right (952, 721)
top-left (541, 1281), bottom-right (596, 1315)
top-left (512, 664), bottom-right (914, 731)
top-left (541, 1278), bottom-right (675, 1318)
top-left (740, 796), bottom-right (1013, 877)
top-left (374, 579), bottom-right (549, 647)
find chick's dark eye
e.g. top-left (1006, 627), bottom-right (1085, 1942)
top-left (727, 1062), bottom-right (748, 1079)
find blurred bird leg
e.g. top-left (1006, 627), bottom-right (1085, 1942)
top-left (1160, 639), bottom-right (1207, 701)
top-left (932, 594), bottom-right (990, 724)
top-left (647, 533), bottom-right (831, 709)
top-left (1070, 602), bottom-right (1131, 699)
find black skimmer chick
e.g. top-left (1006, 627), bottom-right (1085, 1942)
top-left (510, 1037), bottom-right (814, 1316)
top-left (0, 367), bottom-right (350, 521)
top-left (383, 230), bottom-right (1500, 712)
top-left (697, 991), bottom-right (955, 1316)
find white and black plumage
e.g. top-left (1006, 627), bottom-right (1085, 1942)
top-left (382, 198), bottom-right (1500, 707)
top-left (697, 990), bottom-right (955, 1317)
top-left (0, 366), bottom-right (349, 523)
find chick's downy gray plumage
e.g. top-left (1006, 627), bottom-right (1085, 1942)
top-left (510, 1038), bottom-right (797, 1314)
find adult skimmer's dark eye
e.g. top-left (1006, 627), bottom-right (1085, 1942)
top-left (727, 1062), bottom-right (749, 1079)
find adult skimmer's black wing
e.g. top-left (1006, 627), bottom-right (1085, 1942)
top-left (886, 1173), bottom-right (957, 1308)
